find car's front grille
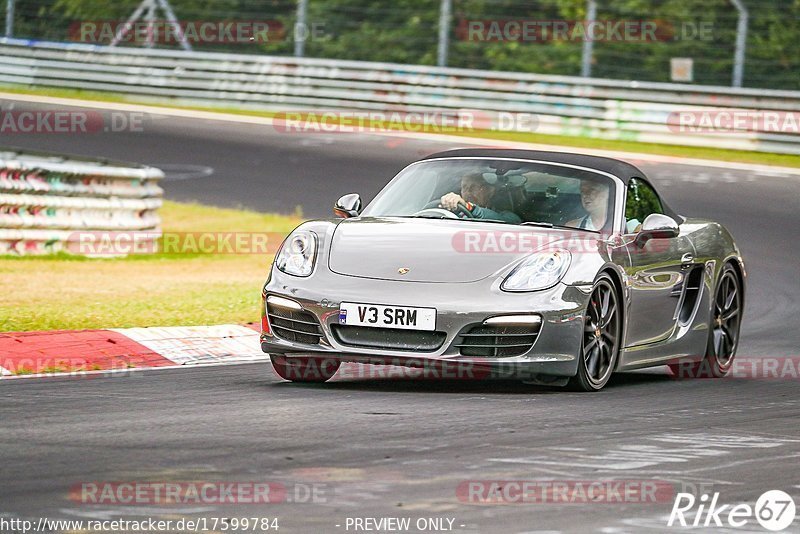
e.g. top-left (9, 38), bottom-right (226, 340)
top-left (267, 304), bottom-right (323, 345)
top-left (331, 325), bottom-right (446, 352)
top-left (455, 324), bottom-right (540, 358)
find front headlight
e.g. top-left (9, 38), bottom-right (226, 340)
top-left (275, 230), bottom-right (318, 277)
top-left (501, 249), bottom-right (571, 292)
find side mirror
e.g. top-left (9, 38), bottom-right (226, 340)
top-left (333, 193), bottom-right (362, 218)
top-left (635, 213), bottom-right (679, 247)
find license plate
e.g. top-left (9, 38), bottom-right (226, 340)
top-left (339, 302), bottom-right (436, 331)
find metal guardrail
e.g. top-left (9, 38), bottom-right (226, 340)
top-left (1, 39), bottom-right (799, 154)
top-left (0, 147), bottom-right (163, 255)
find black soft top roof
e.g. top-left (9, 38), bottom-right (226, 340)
top-left (420, 148), bottom-right (682, 221)
top-left (421, 148), bottom-right (648, 184)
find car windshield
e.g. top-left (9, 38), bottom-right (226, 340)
top-left (361, 158), bottom-right (617, 232)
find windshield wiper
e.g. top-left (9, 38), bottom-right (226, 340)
top-left (409, 214), bottom-right (450, 219)
top-left (403, 216), bottom-right (558, 228)
top-left (455, 218), bottom-right (510, 224)
top-left (404, 215), bottom-right (511, 224)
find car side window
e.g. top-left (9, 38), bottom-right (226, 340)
top-left (625, 178), bottom-right (663, 233)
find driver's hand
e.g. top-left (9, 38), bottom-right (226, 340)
top-left (440, 192), bottom-right (465, 211)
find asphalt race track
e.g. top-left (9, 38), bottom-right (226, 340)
top-left (2, 98), bottom-right (800, 533)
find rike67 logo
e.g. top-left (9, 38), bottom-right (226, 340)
top-left (668, 490), bottom-right (796, 531)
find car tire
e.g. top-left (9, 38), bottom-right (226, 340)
top-left (669, 263), bottom-right (742, 379)
top-left (270, 355), bottom-right (341, 383)
top-left (568, 273), bottom-right (621, 392)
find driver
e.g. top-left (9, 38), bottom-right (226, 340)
top-left (439, 172), bottom-right (521, 223)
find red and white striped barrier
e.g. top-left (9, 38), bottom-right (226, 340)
top-left (0, 148), bottom-right (164, 256)
top-left (0, 324), bottom-right (265, 378)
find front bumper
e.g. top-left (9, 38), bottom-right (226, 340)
top-left (261, 268), bottom-right (589, 378)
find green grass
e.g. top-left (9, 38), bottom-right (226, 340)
top-left (0, 201), bottom-right (302, 331)
top-left (3, 84), bottom-right (800, 169)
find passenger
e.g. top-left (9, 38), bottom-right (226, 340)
top-left (567, 180), bottom-right (609, 231)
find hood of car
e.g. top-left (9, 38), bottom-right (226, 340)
top-left (327, 217), bottom-right (570, 283)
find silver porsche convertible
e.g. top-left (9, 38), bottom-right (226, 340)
top-left (260, 149), bottom-right (745, 391)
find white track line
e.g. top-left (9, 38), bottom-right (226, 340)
top-left (111, 324), bottom-right (266, 366)
top-left (3, 91), bottom-right (799, 176)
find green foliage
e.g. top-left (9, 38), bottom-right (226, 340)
top-left (4, 0), bottom-right (799, 89)
top-left (625, 178), bottom-right (663, 222)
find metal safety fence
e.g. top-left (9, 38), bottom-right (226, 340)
top-left (1, 39), bottom-right (800, 154)
top-left (3, 0), bottom-right (799, 90)
top-left (0, 146), bottom-right (163, 255)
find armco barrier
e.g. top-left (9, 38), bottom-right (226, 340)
top-left (0, 148), bottom-right (163, 255)
top-left (1, 39), bottom-right (800, 154)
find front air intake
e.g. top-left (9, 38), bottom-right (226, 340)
top-left (455, 323), bottom-right (540, 358)
top-left (331, 325), bottom-right (446, 352)
top-left (266, 303), bottom-right (323, 345)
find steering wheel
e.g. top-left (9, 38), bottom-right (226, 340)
top-left (414, 202), bottom-right (475, 219)
top-left (452, 202), bottom-right (475, 218)
top-left (411, 207), bottom-right (460, 219)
